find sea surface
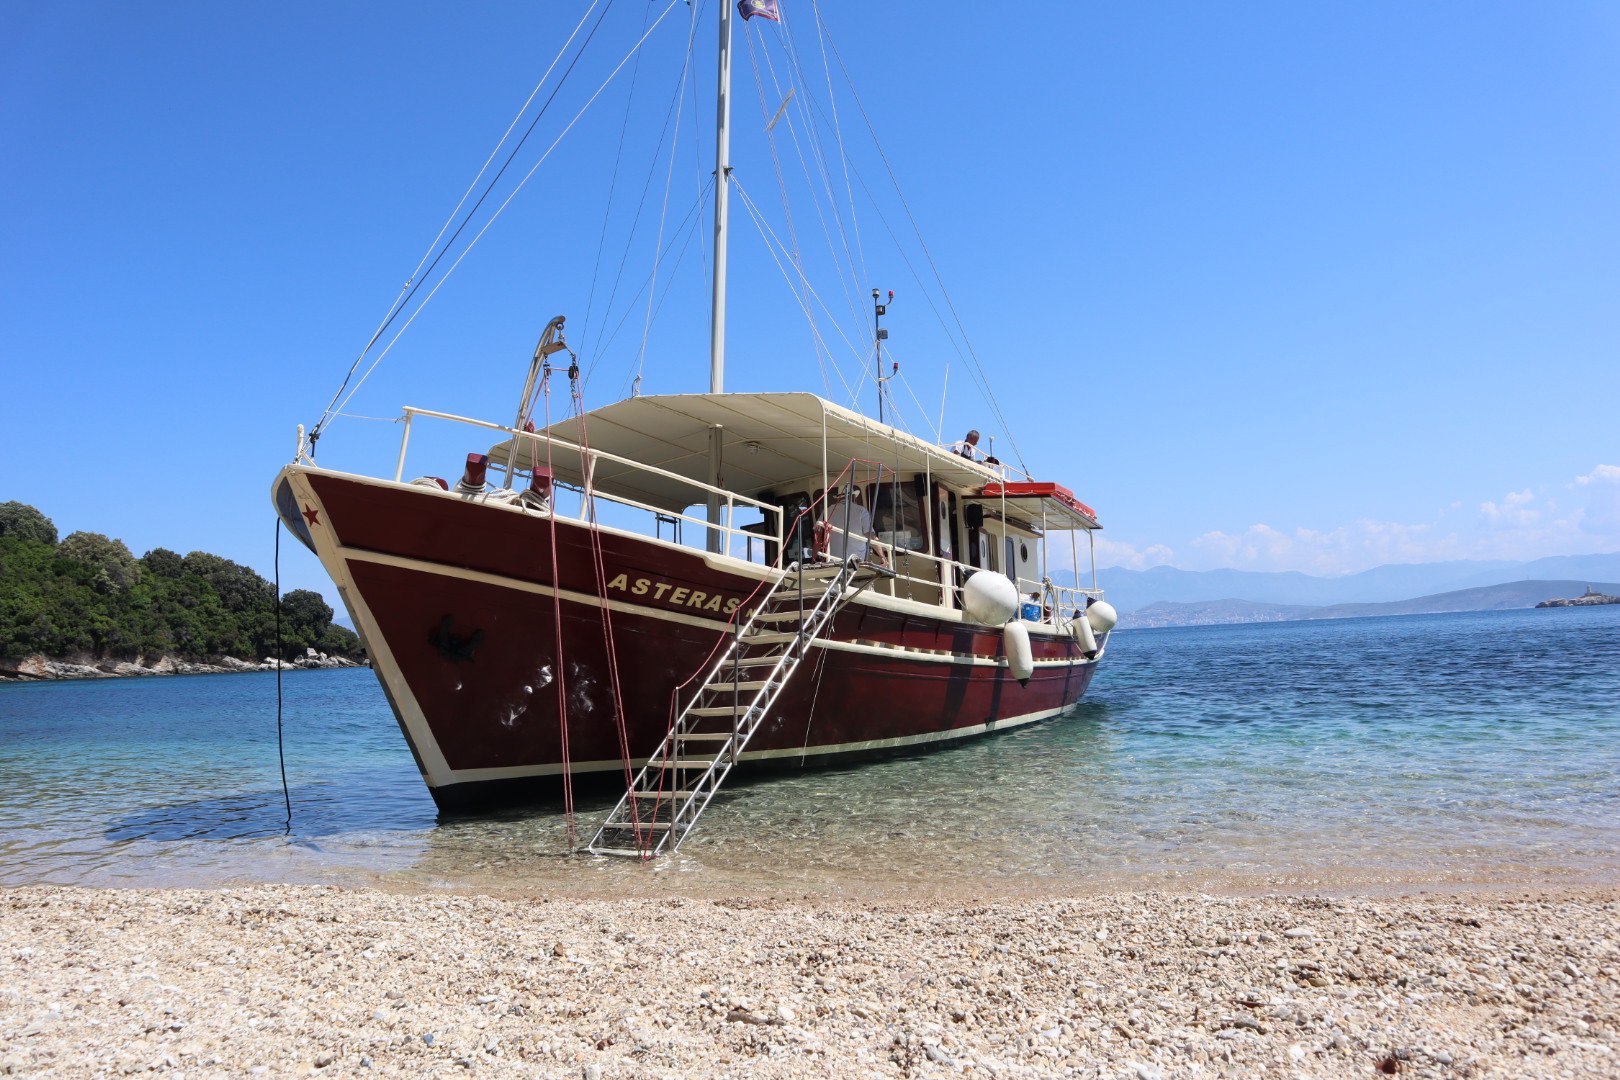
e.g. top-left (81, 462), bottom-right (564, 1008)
top-left (1, 606), bottom-right (1617, 897)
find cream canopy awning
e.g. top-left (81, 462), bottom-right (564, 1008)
top-left (488, 392), bottom-right (1036, 515)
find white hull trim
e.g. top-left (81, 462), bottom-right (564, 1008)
top-left (424, 702), bottom-right (1078, 787)
top-left (336, 545), bottom-right (1097, 670)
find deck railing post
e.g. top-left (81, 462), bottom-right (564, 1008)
top-left (394, 411), bottom-right (414, 483)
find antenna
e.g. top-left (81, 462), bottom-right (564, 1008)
top-left (872, 289), bottom-right (897, 424)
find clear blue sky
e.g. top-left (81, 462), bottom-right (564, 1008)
top-left (4, 1), bottom-right (1618, 605)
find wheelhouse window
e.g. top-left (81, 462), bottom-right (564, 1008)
top-left (870, 481), bottom-right (926, 551)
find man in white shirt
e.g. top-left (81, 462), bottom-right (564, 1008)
top-left (948, 429), bottom-right (1000, 466)
top-left (824, 487), bottom-right (885, 565)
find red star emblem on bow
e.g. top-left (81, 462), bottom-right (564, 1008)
top-left (301, 505), bottom-right (320, 526)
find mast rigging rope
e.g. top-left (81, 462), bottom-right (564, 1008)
top-left (312, 0), bottom-right (620, 447)
top-left (326, 1), bottom-right (684, 428)
top-left (807, 0), bottom-right (1029, 475)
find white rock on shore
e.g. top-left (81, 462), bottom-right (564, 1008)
top-left (0, 884), bottom-right (1614, 1078)
top-left (0, 650), bottom-right (365, 681)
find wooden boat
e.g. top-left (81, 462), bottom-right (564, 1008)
top-left (270, 3), bottom-right (1115, 828)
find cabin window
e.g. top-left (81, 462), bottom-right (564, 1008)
top-left (870, 483), bottom-right (925, 551)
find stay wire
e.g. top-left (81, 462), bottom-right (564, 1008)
top-left (633, 0), bottom-right (701, 389)
top-left (582, 41), bottom-right (705, 389)
top-left (809, 0), bottom-right (1028, 474)
top-left (331, 1), bottom-right (683, 424)
top-left (578, 0), bottom-right (654, 358)
top-left (313, 0), bottom-right (621, 443)
top-left (273, 519), bottom-right (292, 830)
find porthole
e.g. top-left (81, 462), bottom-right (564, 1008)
top-left (1019, 542), bottom-right (1029, 562)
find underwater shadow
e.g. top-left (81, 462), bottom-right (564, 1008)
top-left (104, 774), bottom-right (439, 844)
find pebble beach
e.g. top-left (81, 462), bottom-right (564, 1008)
top-left (3, 884), bottom-right (1616, 1079)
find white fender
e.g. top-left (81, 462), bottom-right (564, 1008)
top-left (1071, 614), bottom-right (1097, 653)
top-left (962, 571), bottom-right (1019, 626)
top-left (1004, 620), bottom-right (1034, 684)
top-left (1085, 600), bottom-right (1118, 634)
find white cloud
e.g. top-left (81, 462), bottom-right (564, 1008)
top-left (1572, 464), bottom-right (1620, 487)
top-left (1181, 465), bottom-right (1620, 573)
top-left (1192, 518), bottom-right (1450, 574)
top-left (1067, 534), bottom-right (1175, 572)
top-left (1480, 489), bottom-right (1538, 527)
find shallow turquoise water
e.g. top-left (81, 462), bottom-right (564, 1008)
top-left (1, 606), bottom-right (1616, 895)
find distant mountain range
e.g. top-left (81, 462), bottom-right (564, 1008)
top-left (1116, 579), bottom-right (1620, 630)
top-left (1084, 552), bottom-right (1620, 613)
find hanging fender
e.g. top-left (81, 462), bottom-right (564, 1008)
top-left (1003, 620), bottom-right (1034, 685)
top-left (1071, 614), bottom-right (1098, 655)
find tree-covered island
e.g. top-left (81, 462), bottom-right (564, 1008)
top-left (0, 501), bottom-right (363, 680)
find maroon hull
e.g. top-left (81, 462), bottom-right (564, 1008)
top-left (291, 470), bottom-right (1098, 808)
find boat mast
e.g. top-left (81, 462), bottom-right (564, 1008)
top-left (705, 0), bottom-right (734, 552)
top-left (708, 0), bottom-right (733, 394)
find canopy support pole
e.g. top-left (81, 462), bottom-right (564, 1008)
top-left (707, 424), bottom-right (725, 553)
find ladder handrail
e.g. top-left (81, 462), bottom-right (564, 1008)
top-left (587, 558), bottom-right (863, 856)
top-left (652, 560), bottom-right (853, 840)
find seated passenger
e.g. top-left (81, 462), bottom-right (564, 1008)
top-left (824, 487), bottom-right (887, 566)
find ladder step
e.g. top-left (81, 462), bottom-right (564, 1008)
top-left (677, 732), bottom-right (735, 741)
top-left (703, 680), bottom-right (774, 693)
top-left (628, 790), bottom-right (696, 800)
top-left (743, 631), bottom-right (799, 644)
top-left (652, 759), bottom-right (721, 769)
top-left (590, 847), bottom-right (649, 857)
top-left (687, 706), bottom-right (749, 717)
top-left (601, 819), bottom-right (672, 830)
top-left (752, 610), bottom-right (807, 623)
top-left (730, 654), bottom-right (787, 668)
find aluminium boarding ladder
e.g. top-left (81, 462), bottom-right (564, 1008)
top-left (587, 558), bottom-right (871, 857)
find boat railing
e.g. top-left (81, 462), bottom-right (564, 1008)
top-left (945, 444), bottom-right (1035, 485)
top-left (822, 524), bottom-right (1103, 622)
top-left (388, 408), bottom-right (1103, 619)
top-left (1015, 576), bottom-right (1104, 623)
top-left (393, 407), bottom-right (784, 556)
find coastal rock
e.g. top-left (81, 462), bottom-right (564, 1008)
top-left (0, 651), bottom-right (362, 681)
top-left (1535, 586), bottom-right (1620, 608)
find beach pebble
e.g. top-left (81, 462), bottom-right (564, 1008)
top-left (0, 884), bottom-right (1614, 1080)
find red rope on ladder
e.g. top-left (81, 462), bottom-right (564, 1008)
top-left (540, 376), bottom-right (576, 844)
top-left (567, 376), bottom-right (646, 853)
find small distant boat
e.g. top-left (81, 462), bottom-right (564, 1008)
top-left (271, 2), bottom-right (1115, 838)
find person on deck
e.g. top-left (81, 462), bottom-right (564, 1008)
top-left (824, 487), bottom-right (886, 566)
top-left (949, 430), bottom-right (999, 465)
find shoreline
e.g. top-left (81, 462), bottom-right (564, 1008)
top-left (0, 651), bottom-right (367, 683)
top-left (3, 882), bottom-right (1614, 1078)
